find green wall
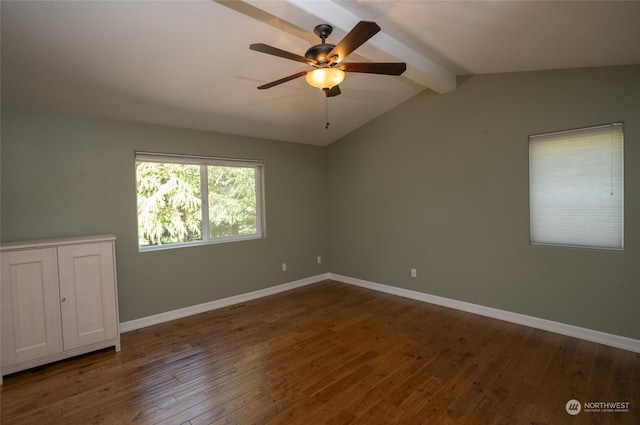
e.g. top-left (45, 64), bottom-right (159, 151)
top-left (0, 109), bottom-right (329, 321)
top-left (328, 65), bottom-right (640, 339)
top-left (2, 65), bottom-right (639, 339)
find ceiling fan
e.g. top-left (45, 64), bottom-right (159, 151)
top-left (250, 21), bottom-right (407, 97)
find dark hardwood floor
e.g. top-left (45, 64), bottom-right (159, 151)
top-left (1, 280), bottom-right (638, 424)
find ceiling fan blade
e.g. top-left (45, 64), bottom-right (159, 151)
top-left (257, 71), bottom-right (309, 90)
top-left (323, 85), bottom-right (341, 97)
top-left (339, 62), bottom-right (407, 75)
top-left (250, 43), bottom-right (316, 66)
top-left (327, 21), bottom-right (380, 64)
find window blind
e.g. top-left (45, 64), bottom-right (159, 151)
top-left (529, 123), bottom-right (624, 250)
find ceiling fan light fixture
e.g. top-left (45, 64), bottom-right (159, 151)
top-left (250, 21), bottom-right (405, 97)
top-left (305, 68), bottom-right (345, 90)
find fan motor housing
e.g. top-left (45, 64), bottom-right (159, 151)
top-left (305, 43), bottom-right (335, 64)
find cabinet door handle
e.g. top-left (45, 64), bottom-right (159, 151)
top-left (61, 297), bottom-right (66, 302)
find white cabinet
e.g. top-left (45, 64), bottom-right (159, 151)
top-left (1, 235), bottom-right (120, 383)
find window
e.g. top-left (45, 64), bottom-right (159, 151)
top-left (529, 123), bottom-right (623, 250)
top-left (136, 152), bottom-right (264, 250)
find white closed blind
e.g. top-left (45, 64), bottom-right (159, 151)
top-left (529, 123), bottom-right (624, 250)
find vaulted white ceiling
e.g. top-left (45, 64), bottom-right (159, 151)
top-left (2, 1), bottom-right (639, 146)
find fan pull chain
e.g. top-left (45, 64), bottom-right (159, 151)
top-left (325, 96), bottom-right (330, 129)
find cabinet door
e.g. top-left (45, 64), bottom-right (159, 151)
top-left (57, 242), bottom-right (118, 350)
top-left (1, 248), bottom-right (63, 367)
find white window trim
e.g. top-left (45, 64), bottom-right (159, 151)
top-left (136, 152), bottom-right (265, 252)
top-left (528, 123), bottom-right (624, 251)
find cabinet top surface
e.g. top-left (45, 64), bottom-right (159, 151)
top-left (0, 234), bottom-right (116, 251)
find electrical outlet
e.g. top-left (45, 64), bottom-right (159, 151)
top-left (282, 263), bottom-right (287, 271)
top-left (411, 268), bottom-right (417, 278)
top-left (317, 256), bottom-right (322, 264)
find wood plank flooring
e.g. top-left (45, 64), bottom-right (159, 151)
top-left (1, 280), bottom-right (639, 424)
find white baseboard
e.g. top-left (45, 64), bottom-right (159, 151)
top-left (119, 273), bottom-right (329, 333)
top-left (329, 273), bottom-right (640, 354)
top-left (119, 272), bottom-right (640, 354)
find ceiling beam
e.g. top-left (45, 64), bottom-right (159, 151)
top-left (233, 0), bottom-right (457, 93)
